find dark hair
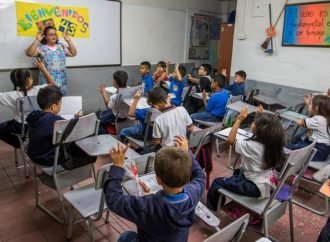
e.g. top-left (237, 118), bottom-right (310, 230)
top-left (41, 26), bottom-right (58, 45)
top-left (178, 66), bottom-right (186, 77)
top-left (155, 147), bottom-right (192, 188)
top-left (148, 87), bottom-right (168, 105)
top-left (312, 95), bottom-right (330, 134)
top-left (212, 74), bottom-right (226, 88)
top-left (251, 113), bottom-right (285, 170)
top-left (37, 85), bottom-right (63, 110)
top-left (200, 64), bottom-right (212, 75)
top-left (12, 69), bottom-right (33, 96)
top-left (235, 70), bottom-right (247, 80)
top-left (113, 71), bottom-right (128, 88)
top-left (140, 61), bottom-right (151, 70)
top-left (157, 61), bottom-right (167, 69)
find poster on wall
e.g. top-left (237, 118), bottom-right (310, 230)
top-left (15, 1), bottom-right (90, 38)
top-left (282, 1), bottom-right (330, 47)
top-left (189, 15), bottom-right (210, 59)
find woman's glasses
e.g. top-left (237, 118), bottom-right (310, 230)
top-left (46, 33), bottom-right (57, 36)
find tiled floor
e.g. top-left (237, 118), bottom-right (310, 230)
top-left (0, 140), bottom-right (328, 242)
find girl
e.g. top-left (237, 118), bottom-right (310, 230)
top-left (207, 107), bottom-right (285, 210)
top-left (153, 61), bottom-right (169, 87)
top-left (0, 59), bottom-right (54, 148)
top-left (287, 95), bottom-right (330, 161)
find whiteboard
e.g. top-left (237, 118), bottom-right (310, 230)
top-left (0, 0), bottom-right (121, 69)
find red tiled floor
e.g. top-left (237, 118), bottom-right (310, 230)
top-left (0, 140), bottom-right (328, 242)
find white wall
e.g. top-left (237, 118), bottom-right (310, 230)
top-left (231, 0), bottom-right (330, 92)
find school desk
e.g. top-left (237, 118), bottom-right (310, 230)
top-left (225, 100), bottom-right (258, 114)
top-left (279, 110), bottom-right (308, 122)
top-left (253, 95), bottom-right (288, 110)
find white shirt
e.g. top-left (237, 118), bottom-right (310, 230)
top-left (305, 115), bottom-right (330, 145)
top-left (107, 93), bottom-right (128, 119)
top-left (235, 139), bottom-right (275, 199)
top-left (153, 106), bottom-right (193, 147)
top-left (0, 84), bottom-right (47, 122)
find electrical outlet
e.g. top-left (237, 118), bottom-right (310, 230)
top-left (237, 33), bottom-right (246, 40)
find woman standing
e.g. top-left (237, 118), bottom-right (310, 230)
top-left (26, 26), bottom-right (77, 95)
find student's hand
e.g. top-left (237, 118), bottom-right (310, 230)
top-left (33, 58), bottom-right (46, 71)
top-left (187, 74), bottom-right (192, 80)
top-left (221, 69), bottom-right (227, 77)
top-left (36, 32), bottom-right (44, 42)
top-left (175, 63), bottom-right (179, 69)
top-left (174, 135), bottom-right (189, 152)
top-left (256, 105), bottom-right (264, 114)
top-left (237, 107), bottom-right (249, 121)
top-left (133, 89), bottom-right (141, 100)
top-left (109, 143), bottom-right (128, 168)
top-left (63, 32), bottom-right (71, 42)
top-left (304, 94), bottom-right (312, 106)
top-left (97, 83), bottom-right (107, 96)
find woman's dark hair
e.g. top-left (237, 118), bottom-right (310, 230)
top-left (251, 113), bottom-right (285, 170)
top-left (12, 69), bottom-right (33, 96)
top-left (312, 95), bottom-right (330, 134)
top-left (157, 61), bottom-right (167, 69)
top-left (41, 26), bottom-right (58, 45)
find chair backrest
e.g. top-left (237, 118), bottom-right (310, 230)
top-left (203, 214), bottom-right (249, 242)
top-left (16, 96), bottom-right (40, 136)
top-left (143, 108), bottom-right (161, 144)
top-left (58, 96), bottom-right (82, 116)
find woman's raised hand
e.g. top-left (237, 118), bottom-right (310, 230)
top-left (63, 32), bottom-right (71, 42)
top-left (36, 32), bottom-right (44, 42)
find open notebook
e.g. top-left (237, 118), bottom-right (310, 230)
top-left (59, 96), bottom-right (83, 120)
top-left (215, 128), bottom-right (253, 140)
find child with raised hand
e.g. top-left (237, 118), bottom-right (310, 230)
top-left (104, 135), bottom-right (205, 242)
top-left (287, 95), bottom-right (330, 161)
top-left (0, 59), bottom-right (55, 148)
top-left (207, 107), bottom-right (285, 210)
top-left (153, 61), bottom-right (169, 87)
top-left (221, 69), bottom-right (246, 97)
top-left (169, 63), bottom-right (186, 106)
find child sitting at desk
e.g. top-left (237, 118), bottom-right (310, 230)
top-left (140, 61), bottom-right (153, 95)
top-left (169, 63), bottom-right (186, 106)
top-left (190, 74), bottom-right (229, 122)
top-left (222, 69), bottom-right (246, 97)
top-left (98, 71), bottom-right (129, 134)
top-left (0, 59), bottom-right (55, 149)
top-left (153, 61), bottom-right (168, 88)
top-left (207, 107), bottom-right (285, 210)
top-left (104, 136), bottom-right (205, 242)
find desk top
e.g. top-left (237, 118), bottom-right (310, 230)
top-left (123, 97), bottom-right (150, 109)
top-left (226, 101), bottom-right (257, 114)
top-left (76, 134), bottom-right (140, 159)
top-left (253, 95), bottom-right (288, 107)
top-left (214, 127), bottom-right (253, 140)
top-left (279, 110), bottom-right (307, 122)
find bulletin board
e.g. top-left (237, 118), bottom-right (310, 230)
top-left (282, 1), bottom-right (330, 47)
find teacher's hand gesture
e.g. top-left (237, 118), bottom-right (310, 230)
top-left (36, 32), bottom-right (44, 42)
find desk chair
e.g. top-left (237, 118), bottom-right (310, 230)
top-left (203, 214), bottom-right (249, 242)
top-left (14, 96), bottom-right (40, 178)
top-left (31, 113), bottom-right (100, 224)
top-left (64, 153), bottom-right (155, 241)
top-left (216, 142), bottom-right (316, 242)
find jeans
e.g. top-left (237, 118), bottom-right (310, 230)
top-left (207, 169), bottom-right (261, 211)
top-left (99, 109), bottom-right (127, 135)
top-left (117, 231), bottom-right (137, 242)
top-left (119, 124), bottom-right (144, 141)
top-left (0, 119), bottom-right (26, 148)
top-left (287, 138), bottom-right (330, 161)
top-left (191, 111), bottom-right (222, 122)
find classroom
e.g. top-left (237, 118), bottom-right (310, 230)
top-left (0, 0), bottom-right (329, 241)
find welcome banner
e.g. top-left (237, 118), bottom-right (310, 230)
top-left (16, 1), bottom-right (90, 38)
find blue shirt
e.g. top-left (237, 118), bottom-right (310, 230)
top-left (228, 82), bottom-right (245, 96)
top-left (135, 108), bottom-right (149, 130)
top-left (142, 73), bottom-right (153, 94)
top-left (206, 89), bottom-right (229, 118)
top-left (169, 76), bottom-right (186, 106)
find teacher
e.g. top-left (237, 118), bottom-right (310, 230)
top-left (26, 26), bottom-right (77, 95)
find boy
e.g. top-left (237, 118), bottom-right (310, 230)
top-left (104, 136), bottom-right (206, 242)
top-left (222, 69), bottom-right (246, 96)
top-left (98, 71), bottom-right (129, 133)
top-left (184, 64), bottom-right (212, 114)
top-left (140, 61), bottom-right (153, 95)
top-left (191, 74), bottom-right (229, 122)
top-left (26, 85), bottom-right (65, 166)
top-left (151, 88), bottom-right (194, 147)
top-left (169, 63), bottom-right (186, 106)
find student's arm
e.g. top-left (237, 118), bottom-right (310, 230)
top-left (184, 108), bottom-right (194, 133)
top-left (26, 32), bottom-right (43, 57)
top-left (187, 74), bottom-right (200, 84)
top-left (295, 119), bottom-right (305, 126)
top-left (128, 90), bottom-right (141, 117)
top-left (97, 84), bottom-right (110, 107)
top-left (228, 107), bottom-right (248, 145)
top-left (33, 58), bottom-right (55, 85)
top-left (152, 121), bottom-right (162, 145)
top-left (202, 90), bottom-right (208, 108)
top-left (63, 32), bottom-right (77, 57)
top-left (174, 64), bottom-right (183, 81)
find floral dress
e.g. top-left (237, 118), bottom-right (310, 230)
top-left (38, 43), bottom-right (68, 95)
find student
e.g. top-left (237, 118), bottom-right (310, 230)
top-left (287, 95), bottom-right (330, 161)
top-left (190, 74), bottom-right (229, 122)
top-left (140, 61), bottom-right (153, 95)
top-left (184, 64), bottom-right (212, 114)
top-left (0, 59), bottom-right (54, 149)
top-left (98, 71), bottom-right (129, 133)
top-left (152, 88), bottom-right (194, 147)
top-left (222, 69), bottom-right (246, 97)
top-left (169, 63), bottom-right (186, 106)
top-left (207, 107), bottom-right (285, 210)
top-left (104, 136), bottom-right (205, 242)
top-left (153, 61), bottom-right (168, 86)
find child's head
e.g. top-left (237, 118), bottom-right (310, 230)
top-left (198, 64), bottom-right (212, 77)
top-left (211, 74), bottom-right (226, 91)
top-left (12, 69), bottom-right (34, 95)
top-left (140, 61), bottom-right (151, 76)
top-left (154, 147), bottom-right (192, 188)
top-left (234, 70), bottom-right (246, 83)
top-left (310, 95), bottom-right (330, 131)
top-left (251, 113), bottom-right (285, 170)
top-left (156, 61), bottom-right (167, 73)
top-left (37, 85), bottom-right (63, 114)
top-left (10, 70), bottom-right (18, 91)
top-left (112, 71), bottom-right (128, 88)
top-left (147, 87), bottom-right (168, 108)
top-left (173, 66), bottom-right (186, 80)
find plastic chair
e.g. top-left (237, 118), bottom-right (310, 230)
top-left (216, 141), bottom-right (316, 242)
top-left (203, 214), bottom-right (249, 242)
top-left (31, 113), bottom-right (100, 224)
top-left (64, 153), bottom-right (155, 241)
